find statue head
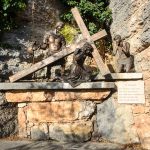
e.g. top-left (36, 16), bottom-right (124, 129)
top-left (55, 21), bottom-right (64, 32)
top-left (114, 35), bottom-right (122, 45)
top-left (82, 42), bottom-right (93, 55)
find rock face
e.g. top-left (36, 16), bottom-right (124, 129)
top-left (48, 121), bottom-right (93, 142)
top-left (110, 0), bottom-right (150, 149)
top-left (31, 124), bottom-right (49, 140)
top-left (110, 0), bottom-right (150, 53)
top-left (0, 93), bottom-right (18, 138)
top-left (0, 0), bottom-right (64, 80)
top-left (0, 103), bottom-right (18, 138)
top-left (97, 96), bottom-right (139, 144)
top-left (0, 92), bottom-right (6, 105)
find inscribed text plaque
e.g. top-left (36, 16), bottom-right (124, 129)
top-left (117, 81), bottom-right (145, 104)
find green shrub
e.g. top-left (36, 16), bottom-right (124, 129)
top-left (60, 24), bottom-right (78, 44)
top-left (61, 0), bottom-right (112, 34)
top-left (0, 0), bottom-right (26, 32)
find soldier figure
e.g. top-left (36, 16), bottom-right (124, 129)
top-left (41, 22), bottom-right (66, 80)
top-left (113, 35), bottom-right (134, 73)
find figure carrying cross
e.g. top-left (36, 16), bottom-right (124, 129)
top-left (9, 7), bottom-right (110, 83)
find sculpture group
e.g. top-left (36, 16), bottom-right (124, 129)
top-left (8, 7), bottom-right (134, 87)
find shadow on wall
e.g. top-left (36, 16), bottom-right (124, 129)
top-left (0, 102), bottom-right (18, 138)
top-left (30, 126), bottom-right (91, 142)
top-left (2, 0), bottom-right (65, 45)
top-left (4, 141), bottom-right (64, 150)
top-left (3, 140), bottom-right (126, 150)
top-left (0, 0), bottom-right (65, 81)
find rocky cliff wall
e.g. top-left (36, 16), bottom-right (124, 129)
top-left (110, 0), bottom-right (150, 149)
top-left (0, 0), bottom-right (64, 139)
top-left (0, 0), bottom-right (64, 81)
top-left (0, 0), bottom-right (149, 149)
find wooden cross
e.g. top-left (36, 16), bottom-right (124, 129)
top-left (71, 7), bottom-right (110, 75)
top-left (9, 7), bottom-right (109, 82)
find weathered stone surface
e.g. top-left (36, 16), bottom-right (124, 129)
top-left (18, 107), bottom-right (27, 138)
top-left (27, 101), bottom-right (95, 123)
top-left (145, 79), bottom-right (150, 102)
top-left (49, 121), bottom-right (93, 142)
top-left (18, 103), bottom-right (27, 108)
top-left (55, 91), bottom-right (110, 101)
top-left (0, 103), bottom-right (18, 138)
top-left (6, 91), bottom-right (54, 102)
top-left (0, 0), bottom-right (64, 81)
top-left (27, 122), bottom-right (34, 128)
top-left (0, 141), bottom-right (126, 150)
top-left (110, 0), bottom-right (150, 53)
top-left (134, 114), bottom-right (150, 150)
top-left (78, 101), bottom-right (95, 120)
top-left (145, 107), bottom-right (150, 113)
top-left (135, 47), bottom-right (150, 76)
top-left (97, 96), bottom-right (139, 144)
top-left (132, 105), bottom-right (145, 114)
top-left (0, 92), bottom-right (6, 105)
top-left (6, 91), bottom-right (110, 102)
top-left (110, 1), bottom-right (150, 147)
top-left (31, 124), bottom-right (49, 140)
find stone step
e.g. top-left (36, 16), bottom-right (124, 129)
top-left (96, 73), bottom-right (143, 80)
top-left (0, 82), bottom-right (115, 90)
top-left (0, 141), bottom-right (125, 150)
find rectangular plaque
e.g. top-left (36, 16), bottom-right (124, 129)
top-left (117, 81), bottom-right (145, 104)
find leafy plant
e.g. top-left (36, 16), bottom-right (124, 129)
top-left (61, 0), bottom-right (112, 34)
top-left (0, 0), bottom-right (26, 32)
top-left (60, 24), bottom-right (78, 44)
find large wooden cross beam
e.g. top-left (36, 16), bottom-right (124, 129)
top-left (71, 7), bottom-right (110, 75)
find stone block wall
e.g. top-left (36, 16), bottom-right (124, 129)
top-left (4, 88), bottom-right (150, 150)
top-left (6, 91), bottom-right (110, 142)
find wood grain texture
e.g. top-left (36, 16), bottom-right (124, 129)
top-left (71, 7), bottom-right (110, 76)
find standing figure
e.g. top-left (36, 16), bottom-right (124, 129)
top-left (113, 35), bottom-right (134, 73)
top-left (67, 42), bottom-right (94, 87)
top-left (41, 22), bottom-right (66, 80)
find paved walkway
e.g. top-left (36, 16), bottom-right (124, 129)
top-left (0, 141), bottom-right (125, 150)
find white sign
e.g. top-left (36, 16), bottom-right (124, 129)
top-left (117, 81), bottom-right (145, 104)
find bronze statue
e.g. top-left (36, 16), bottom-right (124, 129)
top-left (113, 35), bottom-right (134, 73)
top-left (66, 42), bottom-right (95, 87)
top-left (41, 22), bottom-right (66, 54)
top-left (27, 41), bottom-right (39, 54)
top-left (40, 22), bottom-right (66, 80)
